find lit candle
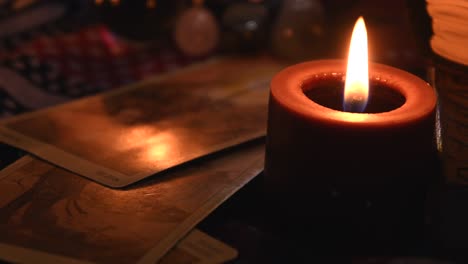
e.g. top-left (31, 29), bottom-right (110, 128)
top-left (264, 17), bottom-right (438, 250)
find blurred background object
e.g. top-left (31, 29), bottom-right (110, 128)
top-left (90, 0), bottom-right (431, 73)
top-left (425, 0), bottom-right (468, 186)
top-left (220, 1), bottom-right (270, 54)
top-left (270, 0), bottom-right (325, 61)
top-left (174, 0), bottom-right (219, 57)
top-left (427, 0), bottom-right (468, 66)
top-left (93, 0), bottom-right (182, 41)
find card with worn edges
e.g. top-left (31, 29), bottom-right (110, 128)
top-left (0, 228), bottom-right (237, 264)
top-left (0, 141), bottom-right (263, 263)
top-left (0, 56), bottom-right (281, 187)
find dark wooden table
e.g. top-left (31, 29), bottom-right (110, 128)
top-left (197, 174), bottom-right (468, 263)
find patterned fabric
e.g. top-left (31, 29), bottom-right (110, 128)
top-left (0, 54), bottom-right (95, 117)
top-left (0, 1), bottom-right (194, 115)
top-left (0, 1), bottom-right (82, 54)
top-left (17, 25), bottom-right (193, 91)
top-left (0, 1), bottom-right (195, 168)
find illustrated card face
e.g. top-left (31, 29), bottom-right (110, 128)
top-left (0, 142), bottom-right (263, 264)
top-left (0, 57), bottom-right (281, 187)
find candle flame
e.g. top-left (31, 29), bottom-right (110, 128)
top-left (344, 17), bottom-right (369, 113)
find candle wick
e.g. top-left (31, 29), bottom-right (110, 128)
top-left (343, 93), bottom-right (367, 113)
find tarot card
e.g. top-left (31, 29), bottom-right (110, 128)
top-left (0, 141), bottom-right (263, 263)
top-left (0, 57), bottom-right (280, 187)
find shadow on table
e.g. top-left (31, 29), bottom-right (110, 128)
top-left (198, 171), bottom-right (468, 264)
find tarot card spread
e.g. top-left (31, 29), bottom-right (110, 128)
top-left (0, 142), bottom-right (263, 264)
top-left (0, 57), bottom-right (281, 187)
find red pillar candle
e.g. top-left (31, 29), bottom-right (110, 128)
top-left (265, 59), bottom-right (437, 193)
top-left (263, 17), bottom-right (438, 251)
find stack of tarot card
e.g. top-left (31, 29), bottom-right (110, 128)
top-left (0, 56), bottom-right (283, 263)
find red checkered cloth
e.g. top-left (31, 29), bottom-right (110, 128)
top-left (15, 24), bottom-right (195, 91)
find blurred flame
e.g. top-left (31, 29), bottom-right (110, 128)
top-left (146, 0), bottom-right (156, 9)
top-left (344, 17), bottom-right (369, 113)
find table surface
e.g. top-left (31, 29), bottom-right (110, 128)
top-left (197, 171), bottom-right (468, 264)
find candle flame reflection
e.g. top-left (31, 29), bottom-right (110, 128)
top-left (344, 16), bottom-right (369, 113)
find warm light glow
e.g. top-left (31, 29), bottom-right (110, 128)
top-left (193, 0), bottom-right (204, 6)
top-left (146, 0), bottom-right (156, 9)
top-left (344, 17), bottom-right (369, 113)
